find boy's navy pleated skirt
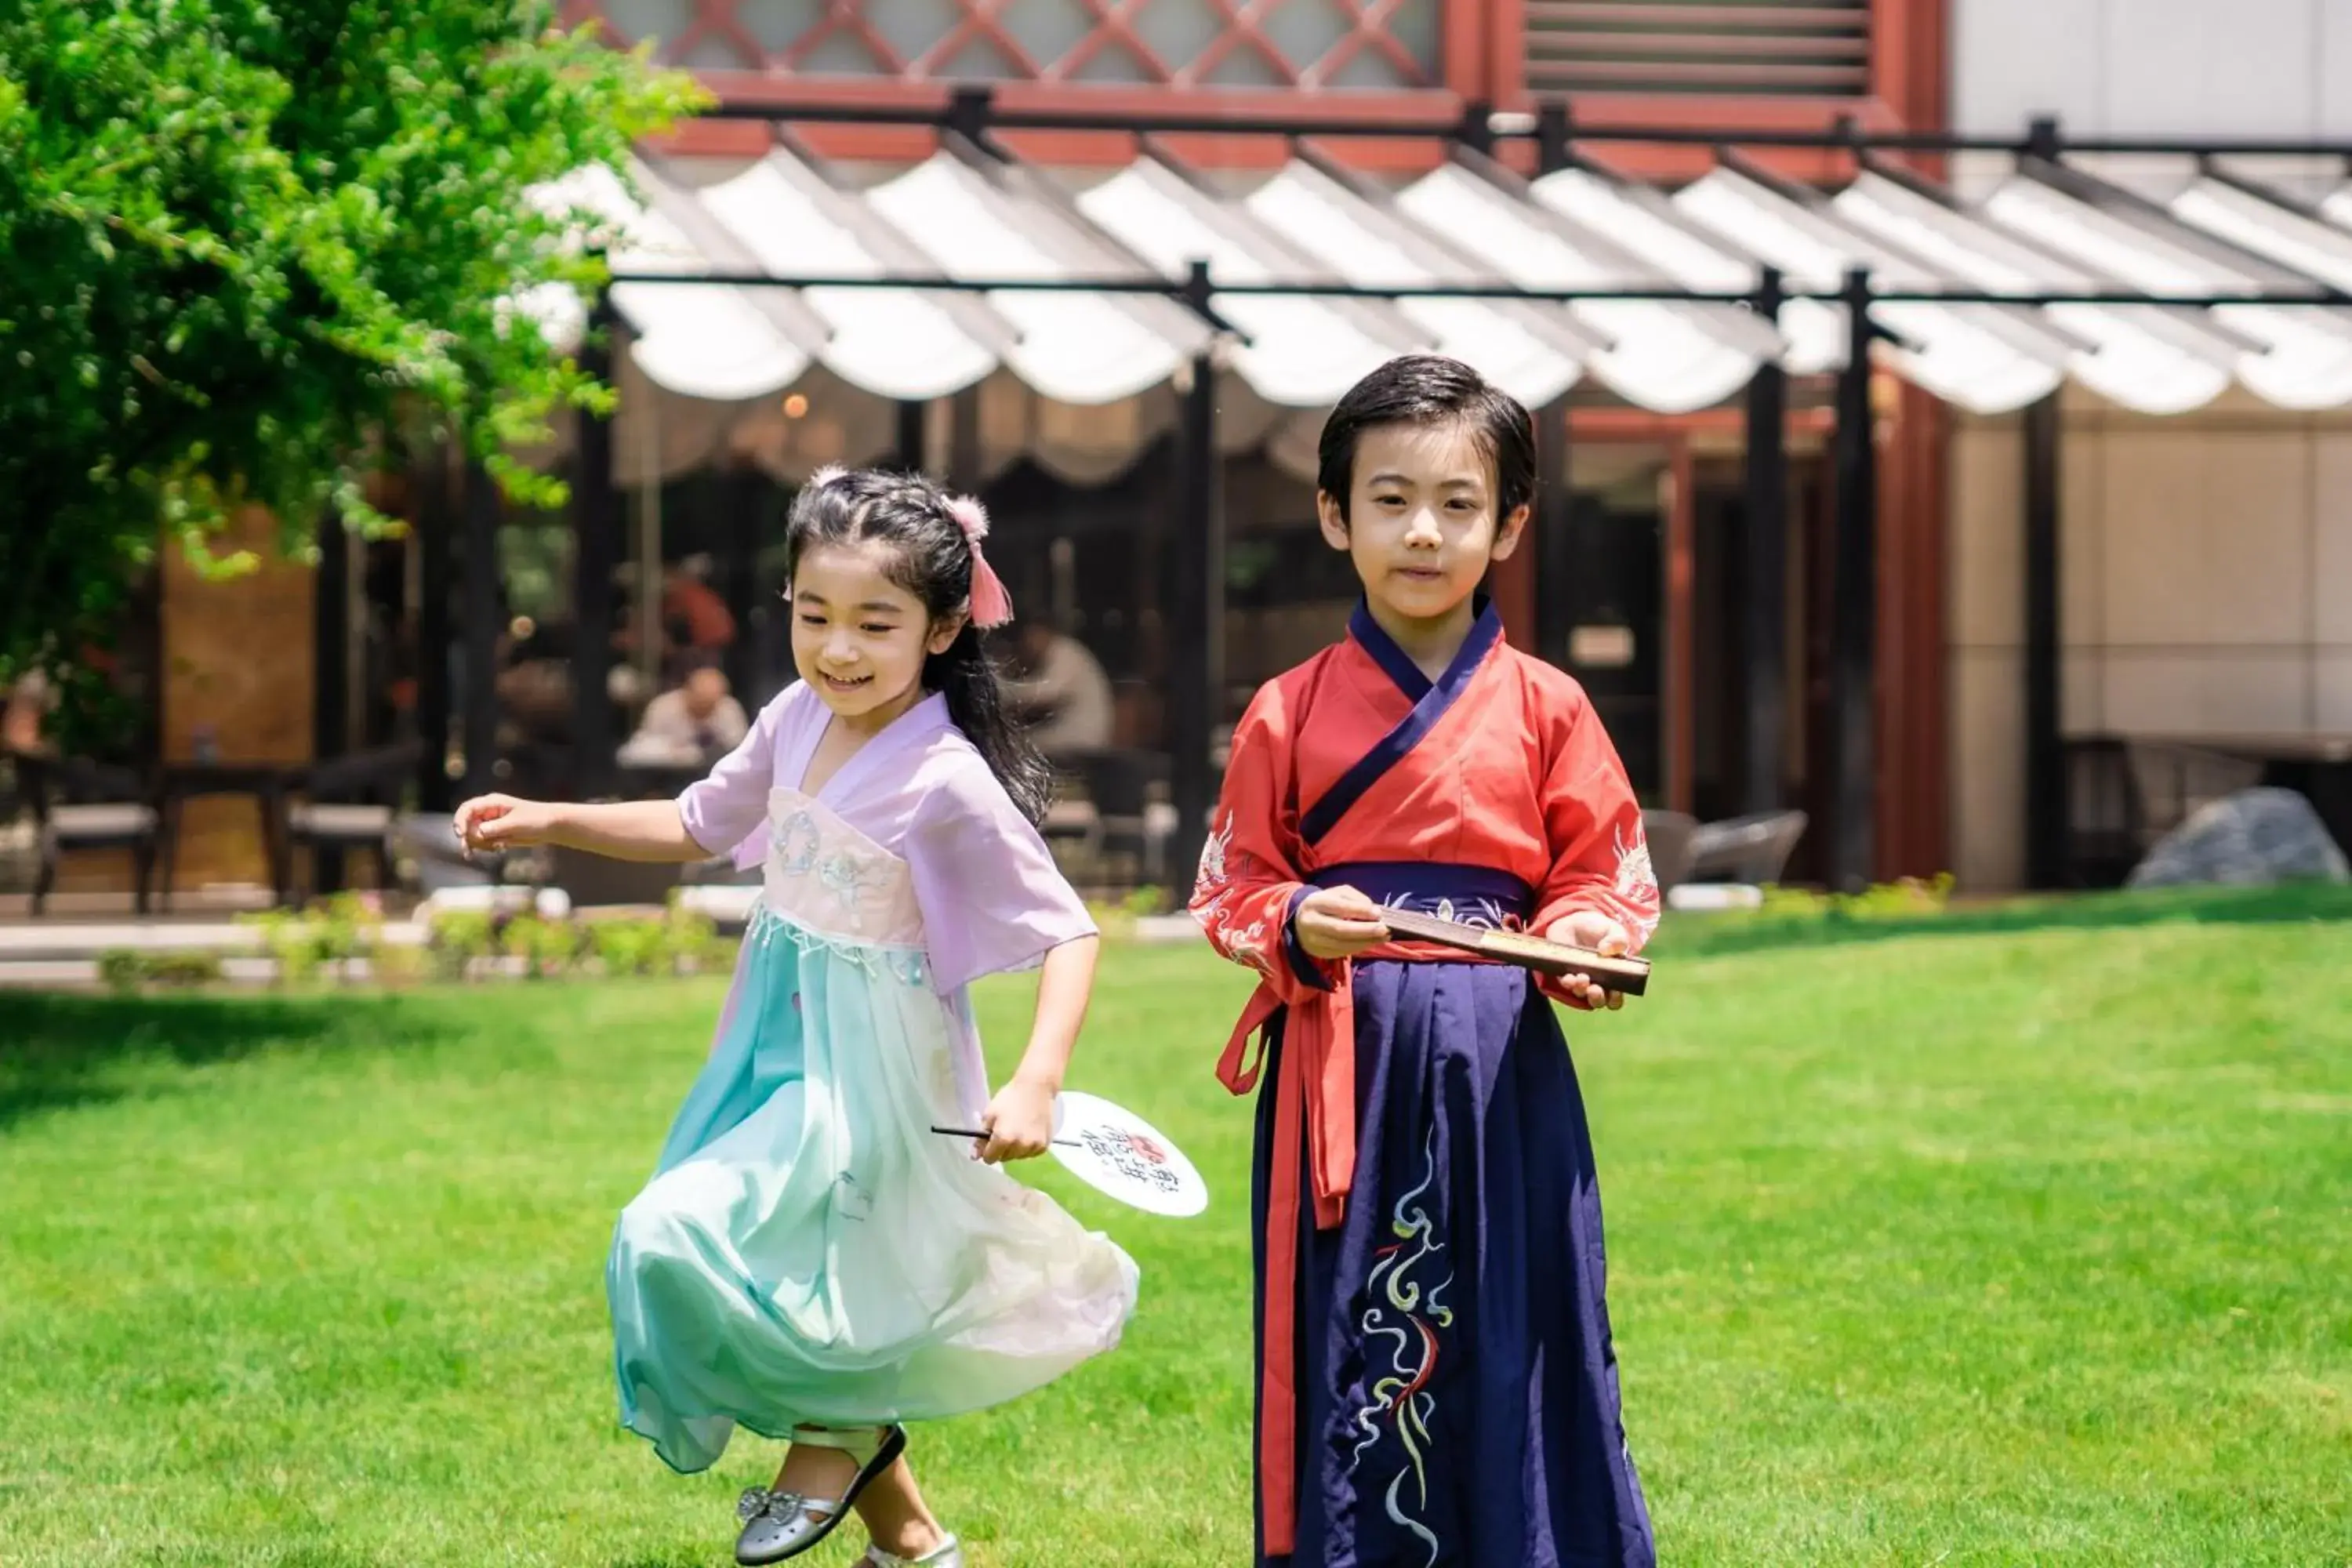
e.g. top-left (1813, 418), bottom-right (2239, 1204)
top-left (1250, 958), bottom-right (1656, 1568)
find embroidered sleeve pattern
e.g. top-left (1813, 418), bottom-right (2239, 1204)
top-left (1530, 688), bottom-right (1662, 965)
top-left (1188, 689), bottom-right (1331, 1000)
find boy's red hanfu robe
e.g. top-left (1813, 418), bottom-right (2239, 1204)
top-left (1192, 599), bottom-right (1661, 1568)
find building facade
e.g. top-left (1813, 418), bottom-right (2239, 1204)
top-left (94, 0), bottom-right (2352, 911)
top-left (543, 0), bottom-right (1960, 890)
top-left (1943, 0), bottom-right (2352, 889)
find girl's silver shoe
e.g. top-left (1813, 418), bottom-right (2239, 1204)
top-left (735, 1486), bottom-right (830, 1566)
top-left (732, 1424), bottom-right (908, 1566)
top-left (863, 1537), bottom-right (964, 1568)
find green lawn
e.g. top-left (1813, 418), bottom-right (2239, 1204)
top-left (2, 890), bottom-right (2349, 1567)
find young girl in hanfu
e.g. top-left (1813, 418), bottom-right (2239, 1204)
top-left (1191, 355), bottom-right (1663, 1568)
top-left (456, 468), bottom-right (1138, 1568)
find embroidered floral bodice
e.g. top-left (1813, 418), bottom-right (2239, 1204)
top-left (760, 786), bottom-right (926, 951)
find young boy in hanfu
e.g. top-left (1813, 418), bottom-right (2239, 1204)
top-left (1192, 355), bottom-right (1662, 1568)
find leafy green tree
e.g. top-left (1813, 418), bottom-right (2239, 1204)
top-left (0, 0), bottom-right (702, 736)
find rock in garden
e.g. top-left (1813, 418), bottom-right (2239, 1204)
top-left (2126, 787), bottom-right (2351, 889)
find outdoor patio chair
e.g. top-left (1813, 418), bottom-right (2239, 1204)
top-left (2062, 738), bottom-right (2144, 887)
top-left (289, 741), bottom-right (424, 897)
top-left (1639, 810), bottom-right (1700, 892)
top-left (11, 749), bottom-right (159, 915)
top-left (545, 844), bottom-right (682, 910)
top-left (1039, 759), bottom-right (1105, 883)
top-left (1073, 749), bottom-right (1169, 888)
top-left (390, 811), bottom-right (507, 894)
top-left (2125, 742), bottom-right (2266, 838)
top-left (2063, 737), bottom-right (2267, 887)
top-left (1686, 810), bottom-right (1809, 886)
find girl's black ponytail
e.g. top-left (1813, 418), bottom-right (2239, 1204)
top-left (926, 626), bottom-right (1054, 826)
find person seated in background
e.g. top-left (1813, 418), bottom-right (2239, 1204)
top-left (620, 655), bottom-right (750, 767)
top-left (4, 669), bottom-right (53, 754)
top-left (661, 557), bottom-right (735, 673)
top-left (1004, 620), bottom-right (1114, 760)
top-left (5, 648), bottom-right (129, 757)
top-left (615, 558), bottom-right (737, 689)
top-left (495, 625), bottom-right (578, 746)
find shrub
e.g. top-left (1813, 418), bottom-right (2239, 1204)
top-left (94, 948), bottom-right (225, 994)
top-left (500, 913), bottom-right (586, 978)
top-left (426, 911), bottom-right (497, 984)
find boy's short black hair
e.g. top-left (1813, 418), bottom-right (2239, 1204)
top-left (1316, 354), bottom-right (1537, 524)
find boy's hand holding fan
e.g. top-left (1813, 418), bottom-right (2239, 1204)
top-left (1364, 904), bottom-right (1649, 1009)
top-left (1292, 885), bottom-right (1392, 960)
top-left (1294, 890), bottom-right (1646, 1008)
top-left (1543, 909), bottom-right (1638, 1011)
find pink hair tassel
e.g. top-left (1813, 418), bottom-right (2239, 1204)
top-left (944, 492), bottom-right (1015, 630)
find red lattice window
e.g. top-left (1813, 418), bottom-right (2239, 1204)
top-left (579, 0), bottom-right (1441, 88)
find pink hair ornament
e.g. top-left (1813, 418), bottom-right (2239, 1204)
top-left (943, 493), bottom-right (1015, 630)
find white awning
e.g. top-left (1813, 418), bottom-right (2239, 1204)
top-left (1241, 155), bottom-right (1597, 408)
top-left (1528, 164), bottom-right (1845, 378)
top-left (528, 162), bottom-right (817, 403)
top-left (1394, 158), bottom-right (1777, 414)
top-left (2168, 170), bottom-right (2352, 294)
top-left (1073, 155), bottom-right (1432, 408)
top-left (1674, 164), bottom-right (2076, 416)
top-left (1984, 162), bottom-right (2352, 409)
top-left (863, 150), bottom-right (1203, 406)
top-left (695, 149), bottom-right (1009, 403)
top-left (1831, 168), bottom-right (2245, 416)
top-left (517, 137), bottom-right (2352, 487)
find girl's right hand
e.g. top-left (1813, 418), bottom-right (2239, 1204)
top-left (1293, 885), bottom-right (1391, 960)
top-left (453, 793), bottom-right (560, 854)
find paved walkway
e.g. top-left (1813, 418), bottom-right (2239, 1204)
top-left (0, 907), bottom-right (1208, 988)
top-left (0, 920), bottom-right (270, 959)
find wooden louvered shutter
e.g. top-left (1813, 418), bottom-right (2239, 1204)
top-left (1522, 1), bottom-right (1871, 96)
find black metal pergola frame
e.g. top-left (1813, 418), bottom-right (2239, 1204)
top-left (355, 89), bottom-right (2352, 896)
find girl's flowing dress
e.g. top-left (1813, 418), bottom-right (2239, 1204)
top-left (608, 686), bottom-right (1139, 1472)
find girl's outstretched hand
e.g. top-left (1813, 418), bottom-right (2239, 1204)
top-left (975, 1075), bottom-right (1057, 1164)
top-left (453, 793), bottom-right (561, 855)
top-left (1543, 909), bottom-right (1635, 1011)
